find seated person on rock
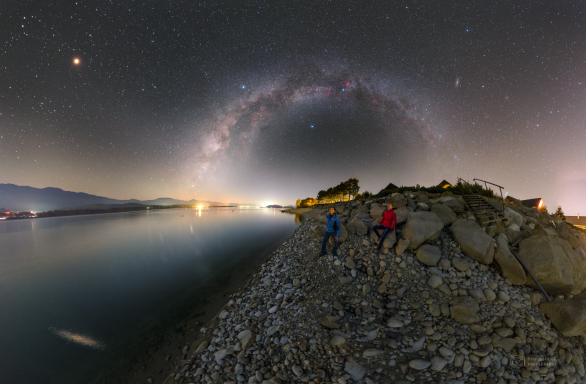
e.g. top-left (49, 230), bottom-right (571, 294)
top-left (318, 207), bottom-right (341, 258)
top-left (373, 203), bottom-right (396, 253)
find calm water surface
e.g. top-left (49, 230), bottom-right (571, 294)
top-left (0, 208), bottom-right (299, 383)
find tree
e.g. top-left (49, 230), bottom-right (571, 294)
top-left (554, 206), bottom-right (566, 221)
top-left (346, 178), bottom-right (359, 200)
top-left (295, 199), bottom-right (302, 208)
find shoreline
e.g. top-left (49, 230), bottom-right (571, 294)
top-left (98, 220), bottom-right (304, 384)
top-left (159, 195), bottom-right (586, 384)
top-left (280, 208), bottom-right (312, 215)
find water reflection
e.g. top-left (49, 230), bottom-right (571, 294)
top-left (0, 208), bottom-right (298, 384)
top-left (50, 328), bottom-right (105, 350)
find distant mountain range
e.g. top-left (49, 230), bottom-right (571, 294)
top-left (0, 184), bottom-right (251, 212)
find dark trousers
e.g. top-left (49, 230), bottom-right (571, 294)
top-left (373, 225), bottom-right (393, 252)
top-left (321, 231), bottom-right (339, 255)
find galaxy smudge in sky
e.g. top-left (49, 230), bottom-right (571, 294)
top-left (1, 1), bottom-right (585, 212)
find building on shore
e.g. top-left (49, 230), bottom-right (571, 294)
top-left (383, 182), bottom-right (399, 191)
top-left (521, 198), bottom-right (544, 210)
top-left (438, 179), bottom-right (453, 188)
top-left (567, 215), bottom-right (586, 227)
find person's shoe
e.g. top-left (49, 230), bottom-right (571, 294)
top-left (317, 252), bottom-right (326, 258)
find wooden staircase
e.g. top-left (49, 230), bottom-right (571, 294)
top-left (462, 194), bottom-right (504, 227)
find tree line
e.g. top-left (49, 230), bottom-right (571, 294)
top-left (296, 178), bottom-right (360, 207)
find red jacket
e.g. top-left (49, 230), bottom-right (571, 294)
top-left (380, 209), bottom-right (397, 230)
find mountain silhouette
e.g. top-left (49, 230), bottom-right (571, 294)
top-left (0, 184), bottom-right (247, 211)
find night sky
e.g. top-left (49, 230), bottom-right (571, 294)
top-left (1, 1), bottom-right (585, 212)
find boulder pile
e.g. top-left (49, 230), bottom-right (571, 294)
top-left (166, 191), bottom-right (586, 384)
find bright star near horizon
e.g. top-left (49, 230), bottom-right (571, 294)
top-left (73, 58), bottom-right (80, 65)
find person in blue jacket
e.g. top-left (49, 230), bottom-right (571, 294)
top-left (318, 207), bottom-right (341, 257)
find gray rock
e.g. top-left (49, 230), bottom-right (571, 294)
top-left (344, 361), bottom-right (366, 380)
top-left (402, 211), bottom-right (444, 249)
top-left (450, 296), bottom-right (480, 324)
top-left (518, 235), bottom-right (586, 295)
top-left (396, 238), bottom-right (410, 256)
top-left (430, 356), bottom-right (448, 371)
top-left (292, 365), bottom-right (303, 377)
top-left (450, 219), bottom-right (495, 264)
top-left (428, 275), bottom-right (443, 288)
top-left (417, 202), bottom-right (429, 211)
top-left (412, 337), bottom-right (425, 352)
top-left (330, 335), bottom-right (346, 346)
top-left (408, 359), bottom-right (431, 370)
top-left (363, 349), bottom-right (385, 357)
top-left (438, 196), bottom-right (465, 212)
top-left (416, 244), bottom-right (441, 266)
top-left (394, 206), bottom-right (410, 225)
top-left (345, 257), bottom-right (356, 270)
top-left (494, 235), bottom-right (526, 285)
top-left (483, 288), bottom-right (496, 301)
top-left (498, 291), bottom-right (510, 302)
top-left (541, 299), bottom-right (586, 336)
top-left (346, 217), bottom-right (369, 236)
top-left (431, 204), bottom-right (457, 225)
top-left (451, 257), bottom-right (469, 272)
top-left (238, 330), bottom-right (255, 350)
top-left (504, 207), bottom-right (524, 227)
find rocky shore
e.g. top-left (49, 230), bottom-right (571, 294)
top-left (163, 191), bottom-right (586, 384)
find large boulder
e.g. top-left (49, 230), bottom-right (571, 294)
top-left (541, 298), bottom-right (586, 336)
top-left (391, 197), bottom-right (408, 208)
top-left (355, 211), bottom-right (371, 221)
top-left (450, 219), bottom-right (495, 264)
top-left (438, 196), bottom-right (465, 212)
top-left (346, 217), bottom-right (368, 236)
top-left (494, 235), bottom-right (526, 285)
top-left (329, 224), bottom-right (349, 245)
top-left (370, 206), bottom-right (386, 220)
top-left (394, 206), bottom-right (410, 225)
top-left (504, 207), bottom-right (523, 228)
top-left (557, 222), bottom-right (586, 251)
top-left (402, 211), bottom-right (444, 249)
top-left (430, 204), bottom-right (457, 226)
top-left (517, 235), bottom-right (586, 295)
top-left (534, 227), bottom-right (558, 238)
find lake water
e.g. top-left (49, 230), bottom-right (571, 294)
top-left (0, 208), bottom-right (300, 383)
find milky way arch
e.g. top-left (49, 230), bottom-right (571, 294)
top-left (189, 69), bottom-right (438, 179)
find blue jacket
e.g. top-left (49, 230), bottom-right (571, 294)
top-left (325, 213), bottom-right (341, 237)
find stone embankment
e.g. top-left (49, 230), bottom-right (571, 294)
top-left (166, 191), bottom-right (586, 384)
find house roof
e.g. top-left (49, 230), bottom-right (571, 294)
top-left (384, 183), bottom-right (399, 191)
top-left (521, 198), bottom-right (543, 208)
top-left (438, 180), bottom-right (452, 187)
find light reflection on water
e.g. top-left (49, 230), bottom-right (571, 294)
top-left (49, 328), bottom-right (105, 350)
top-left (0, 208), bottom-right (299, 383)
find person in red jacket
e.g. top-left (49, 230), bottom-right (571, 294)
top-left (373, 203), bottom-right (397, 253)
